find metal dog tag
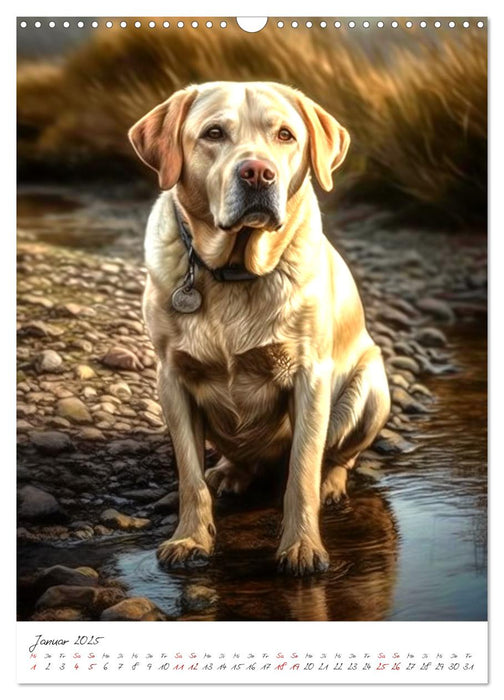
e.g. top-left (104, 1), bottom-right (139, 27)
top-left (171, 285), bottom-right (202, 313)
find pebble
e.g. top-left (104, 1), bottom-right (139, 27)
top-left (387, 356), bottom-right (420, 374)
top-left (75, 364), bottom-right (96, 380)
top-left (78, 427), bottom-right (105, 441)
top-left (390, 373), bottom-right (409, 390)
top-left (35, 350), bottom-right (63, 373)
top-left (57, 397), bottom-right (92, 424)
top-left (100, 597), bottom-right (167, 621)
top-left (417, 297), bottom-right (456, 323)
top-left (100, 508), bottom-right (151, 530)
top-left (101, 346), bottom-right (143, 371)
top-left (375, 307), bottom-right (412, 329)
top-left (391, 387), bottom-right (429, 414)
top-left (373, 429), bottom-right (416, 455)
top-left (140, 398), bottom-right (162, 416)
top-left (414, 327), bottom-right (448, 348)
top-left (109, 382), bottom-right (132, 399)
top-left (29, 430), bottom-right (74, 455)
top-left (108, 439), bottom-right (148, 455)
top-left (410, 383), bottom-right (433, 398)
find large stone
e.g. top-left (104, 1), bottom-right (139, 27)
top-left (100, 508), bottom-right (151, 530)
top-left (18, 486), bottom-right (67, 522)
top-left (57, 397), bottom-right (92, 424)
top-left (29, 430), bottom-right (73, 455)
top-left (31, 565), bottom-right (99, 594)
top-left (35, 585), bottom-right (125, 613)
top-left (100, 597), bottom-right (167, 621)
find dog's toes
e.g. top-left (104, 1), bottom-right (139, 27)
top-left (205, 462), bottom-right (252, 496)
top-left (321, 468), bottom-right (348, 507)
top-left (157, 537), bottom-right (211, 569)
top-left (276, 540), bottom-right (329, 577)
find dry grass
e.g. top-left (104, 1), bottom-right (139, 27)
top-left (17, 21), bottom-right (487, 226)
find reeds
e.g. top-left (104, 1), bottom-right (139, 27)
top-left (17, 21), bottom-right (487, 226)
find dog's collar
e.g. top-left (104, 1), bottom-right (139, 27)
top-left (173, 202), bottom-right (260, 282)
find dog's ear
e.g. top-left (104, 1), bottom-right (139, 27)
top-left (296, 95), bottom-right (350, 192)
top-left (128, 87), bottom-right (197, 190)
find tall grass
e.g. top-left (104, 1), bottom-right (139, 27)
top-left (17, 21), bottom-right (487, 226)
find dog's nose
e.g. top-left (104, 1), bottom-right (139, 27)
top-left (238, 159), bottom-right (277, 189)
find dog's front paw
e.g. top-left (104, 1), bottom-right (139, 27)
top-left (157, 536), bottom-right (213, 569)
top-left (276, 538), bottom-right (329, 576)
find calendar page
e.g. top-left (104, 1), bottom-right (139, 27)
top-left (15, 12), bottom-right (488, 685)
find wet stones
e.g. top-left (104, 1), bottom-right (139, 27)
top-left (100, 597), bottom-right (168, 621)
top-left (99, 508), bottom-right (151, 530)
top-left (372, 429), bottom-right (416, 455)
top-left (387, 355), bottom-right (420, 374)
top-left (390, 387), bottom-right (429, 415)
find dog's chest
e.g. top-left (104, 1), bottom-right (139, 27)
top-left (172, 341), bottom-right (297, 398)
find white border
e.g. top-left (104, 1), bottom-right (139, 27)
top-left (5, 1), bottom-right (502, 698)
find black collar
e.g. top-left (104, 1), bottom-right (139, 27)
top-left (173, 202), bottom-right (260, 282)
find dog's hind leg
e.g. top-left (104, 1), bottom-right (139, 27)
top-left (322, 345), bottom-right (390, 505)
top-left (205, 456), bottom-right (257, 496)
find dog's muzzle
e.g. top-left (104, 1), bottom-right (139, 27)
top-left (218, 159), bottom-right (283, 232)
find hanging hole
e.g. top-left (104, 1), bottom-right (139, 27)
top-left (236, 17), bottom-right (267, 32)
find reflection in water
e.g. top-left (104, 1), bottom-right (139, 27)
top-left (101, 487), bottom-right (398, 622)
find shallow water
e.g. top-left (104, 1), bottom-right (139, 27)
top-left (17, 187), bottom-right (487, 621)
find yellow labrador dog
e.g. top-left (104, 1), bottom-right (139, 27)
top-left (129, 81), bottom-right (390, 576)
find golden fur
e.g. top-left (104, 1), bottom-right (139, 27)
top-left (129, 81), bottom-right (390, 575)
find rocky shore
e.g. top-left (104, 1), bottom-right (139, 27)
top-left (17, 197), bottom-right (487, 621)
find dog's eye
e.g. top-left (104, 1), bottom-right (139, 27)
top-left (202, 126), bottom-right (225, 141)
top-left (278, 128), bottom-right (295, 142)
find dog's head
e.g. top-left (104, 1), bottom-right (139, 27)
top-left (129, 81), bottom-right (350, 271)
